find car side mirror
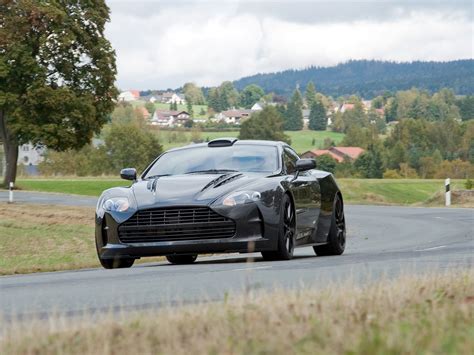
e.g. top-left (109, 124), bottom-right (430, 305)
top-left (295, 159), bottom-right (316, 172)
top-left (120, 168), bottom-right (137, 181)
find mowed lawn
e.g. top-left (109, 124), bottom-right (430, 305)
top-left (155, 130), bottom-right (345, 153)
top-left (14, 178), bottom-right (466, 206)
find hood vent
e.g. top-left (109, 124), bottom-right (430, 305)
top-left (213, 173), bottom-right (243, 188)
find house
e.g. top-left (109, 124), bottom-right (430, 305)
top-left (149, 96), bottom-right (157, 103)
top-left (118, 90), bottom-right (140, 102)
top-left (17, 143), bottom-right (45, 175)
top-left (251, 102), bottom-right (264, 111)
top-left (362, 100), bottom-right (372, 112)
top-left (301, 146), bottom-right (365, 163)
top-left (302, 109), bottom-right (311, 129)
top-left (216, 109), bottom-right (253, 125)
top-left (339, 103), bottom-right (355, 113)
top-left (150, 110), bottom-right (190, 127)
top-left (159, 92), bottom-right (185, 105)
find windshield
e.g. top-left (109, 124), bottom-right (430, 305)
top-left (143, 144), bottom-right (279, 177)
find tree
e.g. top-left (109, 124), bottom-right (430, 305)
top-left (145, 102), bottom-right (155, 115)
top-left (354, 145), bottom-right (384, 178)
top-left (239, 106), bottom-right (290, 144)
top-left (456, 95), bottom-right (474, 121)
top-left (305, 81), bottom-right (316, 108)
top-left (182, 82), bottom-right (206, 105)
top-left (284, 89), bottom-right (304, 130)
top-left (0, 1), bottom-right (117, 186)
top-left (239, 84), bottom-right (265, 108)
top-left (219, 81), bottom-right (239, 110)
top-left (105, 122), bottom-right (163, 172)
top-left (186, 101), bottom-right (194, 117)
top-left (308, 99), bottom-right (327, 130)
top-left (315, 154), bottom-right (336, 174)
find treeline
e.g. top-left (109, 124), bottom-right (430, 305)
top-left (233, 60), bottom-right (474, 98)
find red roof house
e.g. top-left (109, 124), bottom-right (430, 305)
top-left (301, 147), bottom-right (365, 163)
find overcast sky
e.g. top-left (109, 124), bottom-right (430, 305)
top-left (105, 0), bottom-right (474, 90)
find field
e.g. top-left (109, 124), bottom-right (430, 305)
top-left (14, 178), bottom-right (469, 206)
top-left (2, 270), bottom-right (473, 354)
top-left (0, 203), bottom-right (164, 275)
top-left (153, 129), bottom-right (345, 152)
top-left (131, 101), bottom-right (209, 119)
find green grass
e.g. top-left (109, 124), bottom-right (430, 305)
top-left (338, 179), bottom-right (466, 205)
top-left (155, 130), bottom-right (345, 153)
top-left (15, 178), bottom-right (468, 206)
top-left (17, 178), bottom-right (125, 197)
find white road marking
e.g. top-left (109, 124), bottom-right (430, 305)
top-left (416, 245), bottom-right (447, 252)
top-left (230, 266), bottom-right (272, 272)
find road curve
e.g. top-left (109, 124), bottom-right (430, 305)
top-left (0, 193), bottom-right (472, 319)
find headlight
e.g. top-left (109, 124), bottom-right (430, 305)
top-left (103, 197), bottom-right (130, 212)
top-left (222, 191), bottom-right (261, 207)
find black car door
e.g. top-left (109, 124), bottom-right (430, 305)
top-left (283, 148), bottom-right (321, 244)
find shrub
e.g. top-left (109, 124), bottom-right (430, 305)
top-left (383, 169), bottom-right (402, 179)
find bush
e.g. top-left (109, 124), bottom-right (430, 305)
top-left (383, 169), bottom-right (402, 179)
top-left (465, 179), bottom-right (473, 190)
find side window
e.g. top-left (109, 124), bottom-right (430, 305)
top-left (283, 149), bottom-right (298, 174)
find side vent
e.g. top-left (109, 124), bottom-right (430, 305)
top-left (208, 138), bottom-right (238, 147)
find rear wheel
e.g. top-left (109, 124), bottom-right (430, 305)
top-left (261, 194), bottom-right (295, 261)
top-left (166, 254), bottom-right (198, 264)
top-left (314, 194), bottom-right (346, 256)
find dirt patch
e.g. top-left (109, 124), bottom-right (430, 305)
top-left (424, 190), bottom-right (474, 207)
top-left (0, 203), bottom-right (95, 227)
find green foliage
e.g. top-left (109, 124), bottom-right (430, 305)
top-left (207, 81), bottom-right (239, 112)
top-left (0, 0), bottom-right (117, 183)
top-left (465, 179), bottom-right (473, 190)
top-left (305, 81), bottom-right (317, 108)
top-left (186, 101), bottom-right (194, 117)
top-left (308, 99), bottom-right (327, 131)
top-left (315, 154), bottom-right (336, 174)
top-left (456, 95), bottom-right (474, 121)
top-left (354, 145), bottom-right (384, 178)
top-left (183, 82), bottom-right (206, 105)
top-left (239, 84), bottom-right (264, 109)
top-left (233, 59), bottom-right (474, 98)
top-left (145, 102), bottom-right (155, 114)
top-left (239, 106), bottom-right (290, 144)
top-left (40, 122), bottom-right (163, 176)
top-left (283, 89), bottom-right (304, 130)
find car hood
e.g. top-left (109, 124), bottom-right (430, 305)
top-left (130, 173), bottom-right (260, 209)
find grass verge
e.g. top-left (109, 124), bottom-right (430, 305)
top-left (1, 270), bottom-right (473, 354)
top-left (0, 204), bottom-right (161, 275)
top-left (14, 178), bottom-right (470, 206)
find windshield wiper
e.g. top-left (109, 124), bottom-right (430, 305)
top-left (185, 169), bottom-right (238, 174)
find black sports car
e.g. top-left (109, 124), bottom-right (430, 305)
top-left (95, 138), bottom-right (346, 268)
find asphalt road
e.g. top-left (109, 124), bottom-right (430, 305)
top-left (0, 192), bottom-right (472, 320)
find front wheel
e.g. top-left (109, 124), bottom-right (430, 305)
top-left (166, 254), bottom-right (198, 264)
top-left (261, 194), bottom-right (295, 261)
top-left (314, 194), bottom-right (346, 256)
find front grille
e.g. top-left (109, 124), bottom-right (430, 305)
top-left (118, 207), bottom-right (236, 243)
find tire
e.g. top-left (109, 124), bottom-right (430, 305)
top-left (166, 254), bottom-right (198, 264)
top-left (314, 194), bottom-right (346, 256)
top-left (261, 194), bottom-right (296, 261)
top-left (99, 257), bottom-right (135, 269)
top-left (96, 220), bottom-right (135, 269)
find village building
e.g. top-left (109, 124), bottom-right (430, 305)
top-left (301, 146), bottom-right (365, 163)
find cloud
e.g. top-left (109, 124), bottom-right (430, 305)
top-left (105, 0), bottom-right (474, 90)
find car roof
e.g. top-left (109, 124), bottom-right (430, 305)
top-left (166, 139), bottom-right (287, 153)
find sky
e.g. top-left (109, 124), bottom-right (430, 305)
top-left (105, 0), bottom-right (474, 90)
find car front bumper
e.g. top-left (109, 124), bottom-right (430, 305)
top-left (96, 203), bottom-right (279, 260)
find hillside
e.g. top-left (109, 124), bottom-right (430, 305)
top-left (233, 60), bottom-right (474, 98)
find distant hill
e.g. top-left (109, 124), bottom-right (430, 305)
top-left (232, 60), bottom-right (474, 98)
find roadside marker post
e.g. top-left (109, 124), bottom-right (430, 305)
top-left (8, 182), bottom-right (14, 204)
top-left (445, 178), bottom-right (451, 207)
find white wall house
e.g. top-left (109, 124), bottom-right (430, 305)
top-left (150, 110), bottom-right (191, 127)
top-left (118, 90), bottom-right (140, 102)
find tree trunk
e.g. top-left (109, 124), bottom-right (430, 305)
top-left (0, 110), bottom-right (19, 188)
